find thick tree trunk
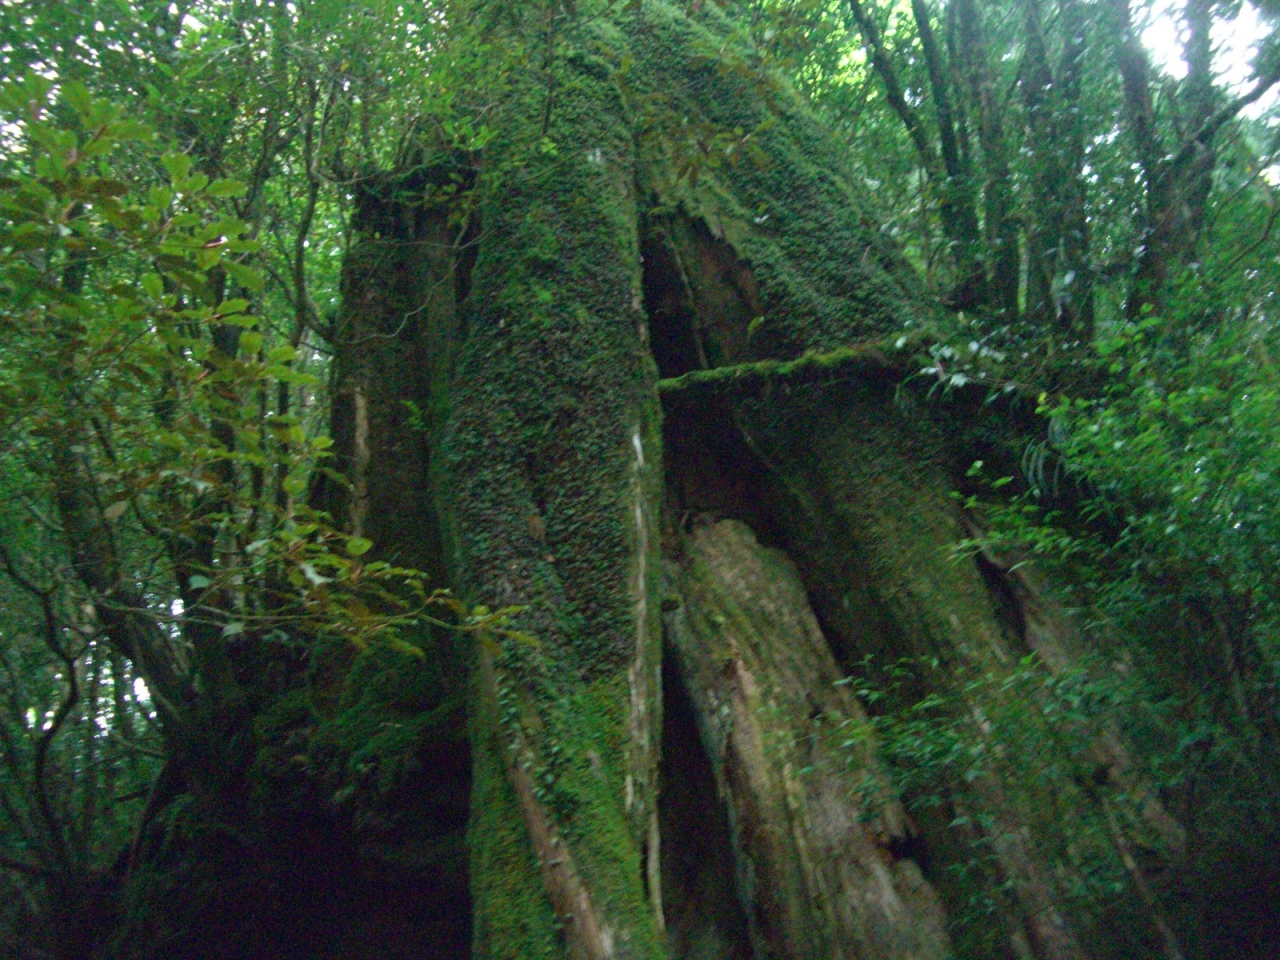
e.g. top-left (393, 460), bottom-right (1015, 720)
top-left (321, 4), bottom-right (1182, 959)
top-left (436, 31), bottom-right (666, 958)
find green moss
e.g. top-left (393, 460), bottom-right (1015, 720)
top-left (319, 639), bottom-right (460, 792)
top-left (470, 680), bottom-right (563, 959)
top-left (434, 11), bottom-right (666, 958)
top-left (438, 21), bottom-right (655, 678)
top-left (543, 676), bottom-right (658, 938)
top-left (470, 662), bottom-right (665, 959)
top-left (731, 381), bottom-right (1119, 956)
top-left (435, 4), bottom-right (956, 955)
top-left (615, 3), bottom-right (939, 359)
top-left (654, 333), bottom-right (926, 396)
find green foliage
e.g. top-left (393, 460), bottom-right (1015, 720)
top-left (838, 652), bottom-right (1154, 950)
top-left (0, 72), bottom-right (447, 654)
top-left (3, 0), bottom-right (1280, 956)
top-left (0, 71), bottom-right (503, 957)
top-left (965, 306), bottom-right (1280, 683)
top-left (945, 294), bottom-right (1280, 953)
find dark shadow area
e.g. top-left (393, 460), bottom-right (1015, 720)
top-left (114, 647), bottom-right (473, 960)
top-left (658, 646), bottom-right (753, 960)
top-left (1198, 847), bottom-right (1280, 960)
top-left (659, 379), bottom-right (915, 707)
top-left (659, 390), bottom-right (787, 550)
top-left (641, 215), bottom-right (764, 378)
top-left (641, 227), bottom-right (705, 380)
top-left (643, 215), bottom-right (798, 550)
top-left (122, 748), bottom-right (472, 960)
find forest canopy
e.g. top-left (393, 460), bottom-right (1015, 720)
top-left (2, 1), bottom-right (1279, 959)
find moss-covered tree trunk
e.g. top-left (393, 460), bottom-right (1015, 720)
top-left (436, 34), bottom-right (667, 960)
top-left (325, 4), bottom-right (1182, 959)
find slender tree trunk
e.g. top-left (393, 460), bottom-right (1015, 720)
top-left (847, 0), bottom-right (986, 309)
top-left (1020, 0), bottom-right (1093, 341)
top-left (956, 0), bottom-right (1020, 318)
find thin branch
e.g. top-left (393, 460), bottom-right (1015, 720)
top-left (32, 608), bottom-right (79, 874)
top-left (845, 0), bottom-right (940, 173)
top-left (1168, 63), bottom-right (1280, 172)
top-left (17, 494), bottom-right (63, 535)
top-left (107, 729), bottom-right (168, 761)
top-left (1101, 797), bottom-right (1187, 960)
top-left (0, 851), bottom-right (59, 880)
top-left (655, 335), bottom-right (922, 397)
top-left (911, 0), bottom-right (964, 183)
top-left (1224, 203), bottom-right (1280, 272)
top-left (0, 541), bottom-right (54, 600)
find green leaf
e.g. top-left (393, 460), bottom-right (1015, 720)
top-left (223, 259), bottom-right (264, 292)
top-left (216, 298), bottom-right (251, 316)
top-left (0, 73), bottom-right (52, 113)
top-left (207, 178), bottom-right (248, 198)
top-left (163, 153), bottom-right (192, 182)
top-left (60, 81), bottom-right (94, 118)
top-left (148, 185), bottom-right (174, 209)
top-left (347, 536), bottom-right (374, 557)
top-left (204, 218), bottom-right (249, 240)
top-left (181, 172), bottom-right (210, 193)
top-left (109, 120), bottom-right (155, 142)
top-left (388, 638), bottom-right (427, 659)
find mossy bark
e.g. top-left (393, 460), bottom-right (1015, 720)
top-left (730, 387), bottom-right (1094, 960)
top-left (309, 163), bottom-right (476, 956)
top-left (323, 166), bottom-right (468, 582)
top-left (435, 23), bottom-right (665, 960)
top-left (619, 4), bottom-right (1168, 954)
top-left (315, 4), bottom-right (1174, 959)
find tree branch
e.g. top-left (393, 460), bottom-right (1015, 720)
top-left (655, 335), bottom-right (920, 397)
top-left (0, 851), bottom-right (59, 880)
top-left (1169, 62), bottom-right (1280, 173)
top-left (845, 0), bottom-right (940, 173)
top-left (1110, 0), bottom-right (1163, 185)
top-left (912, 0), bottom-right (964, 182)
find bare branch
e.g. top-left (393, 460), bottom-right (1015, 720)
top-left (1168, 63), bottom-right (1280, 173)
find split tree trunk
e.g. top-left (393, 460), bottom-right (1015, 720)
top-left (327, 4), bottom-right (1182, 959)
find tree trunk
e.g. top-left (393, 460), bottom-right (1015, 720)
top-left (316, 3), bottom-right (1181, 959)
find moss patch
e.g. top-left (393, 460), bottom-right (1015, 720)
top-left (436, 12), bottom-right (665, 958)
top-left (470, 677), bottom-right (563, 959)
top-left (617, 2), bottom-right (938, 359)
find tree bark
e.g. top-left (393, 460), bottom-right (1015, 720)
top-left (316, 4), bottom-right (1187, 959)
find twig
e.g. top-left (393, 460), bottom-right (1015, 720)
top-left (1224, 203), bottom-right (1280, 273)
top-left (0, 852), bottom-right (58, 880)
top-left (1101, 796), bottom-right (1187, 960)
